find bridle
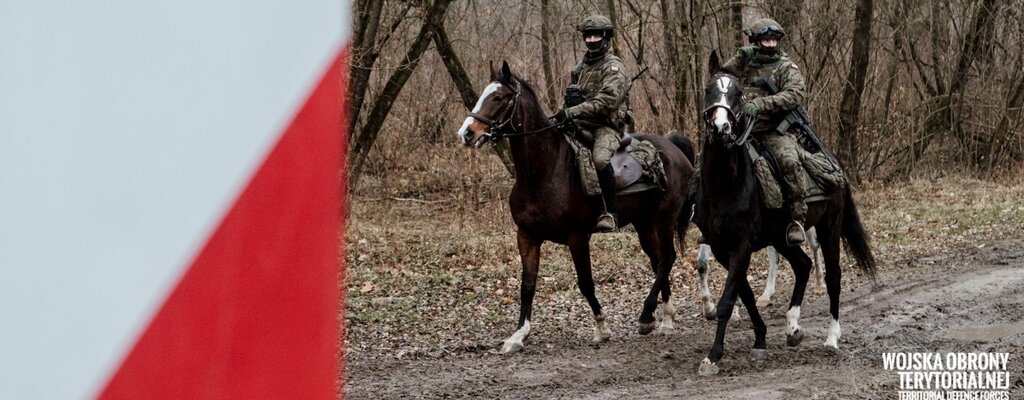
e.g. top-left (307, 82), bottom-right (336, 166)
top-left (465, 79), bottom-right (572, 144)
top-left (702, 74), bottom-right (754, 149)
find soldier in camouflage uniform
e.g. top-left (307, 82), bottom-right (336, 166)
top-left (723, 18), bottom-right (811, 245)
top-left (551, 15), bottom-right (630, 232)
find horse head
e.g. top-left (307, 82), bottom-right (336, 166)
top-left (702, 51), bottom-right (750, 149)
top-left (457, 60), bottom-right (522, 148)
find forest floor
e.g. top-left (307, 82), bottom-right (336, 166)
top-left (343, 177), bottom-right (1024, 399)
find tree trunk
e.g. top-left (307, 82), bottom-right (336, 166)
top-left (433, 24), bottom-right (476, 110)
top-left (603, 0), bottom-right (623, 57)
top-left (660, 0), bottom-right (687, 131)
top-left (730, 0), bottom-right (744, 50)
top-left (836, 0), bottom-right (873, 183)
top-left (433, 23), bottom-right (516, 177)
top-left (540, 0), bottom-right (559, 111)
top-left (347, 0), bottom-right (385, 140)
top-left (348, 0), bottom-right (453, 189)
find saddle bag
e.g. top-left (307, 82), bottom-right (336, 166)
top-left (746, 142), bottom-right (785, 209)
top-left (801, 151), bottom-right (848, 193)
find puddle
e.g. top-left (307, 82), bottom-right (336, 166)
top-left (944, 322), bottom-right (1024, 342)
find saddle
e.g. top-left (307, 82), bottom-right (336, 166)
top-left (575, 129), bottom-right (642, 189)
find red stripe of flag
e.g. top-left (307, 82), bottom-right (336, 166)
top-left (98, 45), bottom-right (348, 400)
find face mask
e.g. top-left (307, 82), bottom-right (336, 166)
top-left (586, 40), bottom-right (604, 51)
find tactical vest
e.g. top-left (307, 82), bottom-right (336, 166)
top-left (741, 50), bottom-right (796, 132)
top-left (571, 54), bottom-right (629, 129)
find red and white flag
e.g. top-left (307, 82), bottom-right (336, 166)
top-left (0, 2), bottom-right (349, 398)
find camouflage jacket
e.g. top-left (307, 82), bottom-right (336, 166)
top-left (723, 46), bottom-right (806, 133)
top-left (565, 52), bottom-right (630, 129)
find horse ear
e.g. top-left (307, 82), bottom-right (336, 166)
top-left (499, 60), bottom-right (512, 84)
top-left (708, 51), bottom-right (721, 77)
top-left (489, 60), bottom-right (498, 80)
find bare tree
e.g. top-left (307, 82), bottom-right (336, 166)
top-left (348, 0), bottom-right (453, 188)
top-left (836, 0), bottom-right (874, 182)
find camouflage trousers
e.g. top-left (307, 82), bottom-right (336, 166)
top-left (591, 126), bottom-right (620, 171)
top-left (757, 130), bottom-right (810, 221)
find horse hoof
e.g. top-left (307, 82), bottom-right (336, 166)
top-left (638, 321), bottom-right (657, 335)
top-left (500, 341), bottom-right (524, 354)
top-left (656, 325), bottom-right (676, 336)
top-left (824, 340), bottom-right (840, 352)
top-left (812, 285), bottom-right (826, 296)
top-left (750, 348), bottom-right (769, 360)
top-left (703, 311), bottom-right (717, 321)
top-left (593, 331), bottom-right (611, 343)
top-left (756, 296), bottom-right (771, 308)
top-left (698, 358), bottom-right (720, 376)
top-left (786, 330), bottom-right (804, 347)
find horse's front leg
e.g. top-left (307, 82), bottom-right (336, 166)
top-left (501, 229), bottom-right (542, 354)
top-left (774, 246), bottom-right (813, 347)
top-left (568, 234), bottom-right (610, 343)
top-left (699, 250), bottom-right (752, 376)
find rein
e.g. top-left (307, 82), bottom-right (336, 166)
top-left (466, 79), bottom-right (572, 143)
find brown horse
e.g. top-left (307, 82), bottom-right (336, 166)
top-left (691, 51), bottom-right (876, 375)
top-left (457, 61), bottom-right (695, 353)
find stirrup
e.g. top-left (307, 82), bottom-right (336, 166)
top-left (594, 213), bottom-right (617, 233)
top-left (786, 221), bottom-right (806, 247)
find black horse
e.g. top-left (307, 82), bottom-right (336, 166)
top-left (690, 52), bottom-right (876, 376)
top-left (458, 61), bottom-right (695, 353)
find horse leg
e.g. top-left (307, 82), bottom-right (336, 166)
top-left (774, 246), bottom-right (812, 347)
top-left (636, 223), bottom-right (664, 335)
top-left (698, 251), bottom-right (751, 376)
top-left (735, 270), bottom-right (768, 360)
top-left (757, 247), bottom-right (780, 308)
top-left (501, 229), bottom-right (541, 354)
top-left (696, 243), bottom-right (717, 320)
top-left (819, 229), bottom-right (843, 350)
top-left (655, 224), bottom-right (678, 335)
top-left (808, 228), bottom-right (826, 296)
top-left (567, 234), bottom-right (610, 343)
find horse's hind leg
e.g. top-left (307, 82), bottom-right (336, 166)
top-left (636, 222), bottom-right (674, 335)
top-left (501, 230), bottom-right (541, 354)
top-left (655, 224), bottom-right (678, 335)
top-left (774, 246), bottom-right (812, 347)
top-left (568, 234), bottom-right (610, 343)
top-left (696, 241), bottom-right (717, 320)
top-left (757, 247), bottom-right (780, 307)
top-left (807, 228), bottom-right (826, 296)
top-left (818, 229), bottom-right (843, 350)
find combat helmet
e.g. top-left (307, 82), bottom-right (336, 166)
top-left (577, 15), bottom-right (615, 38)
top-left (745, 18), bottom-right (786, 43)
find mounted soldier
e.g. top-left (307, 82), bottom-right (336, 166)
top-left (722, 18), bottom-right (811, 245)
top-left (551, 14), bottom-right (631, 232)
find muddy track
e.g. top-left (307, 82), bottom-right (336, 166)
top-left (346, 239), bottom-right (1024, 399)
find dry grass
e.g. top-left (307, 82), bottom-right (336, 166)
top-left (344, 155), bottom-right (1024, 361)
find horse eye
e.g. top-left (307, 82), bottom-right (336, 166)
top-left (492, 96), bottom-right (503, 102)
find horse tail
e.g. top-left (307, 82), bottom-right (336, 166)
top-left (668, 134), bottom-right (697, 252)
top-left (841, 186), bottom-right (877, 279)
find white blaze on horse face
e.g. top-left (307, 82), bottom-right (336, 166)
top-left (457, 82), bottom-right (502, 144)
top-left (712, 77), bottom-right (733, 133)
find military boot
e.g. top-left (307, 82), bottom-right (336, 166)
top-left (594, 165), bottom-right (617, 232)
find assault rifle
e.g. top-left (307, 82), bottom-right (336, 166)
top-left (753, 77), bottom-right (839, 164)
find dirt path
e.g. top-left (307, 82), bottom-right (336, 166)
top-left (346, 239), bottom-right (1024, 399)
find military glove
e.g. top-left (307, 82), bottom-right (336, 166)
top-left (551, 109), bottom-right (569, 124)
top-left (743, 102), bottom-right (760, 118)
